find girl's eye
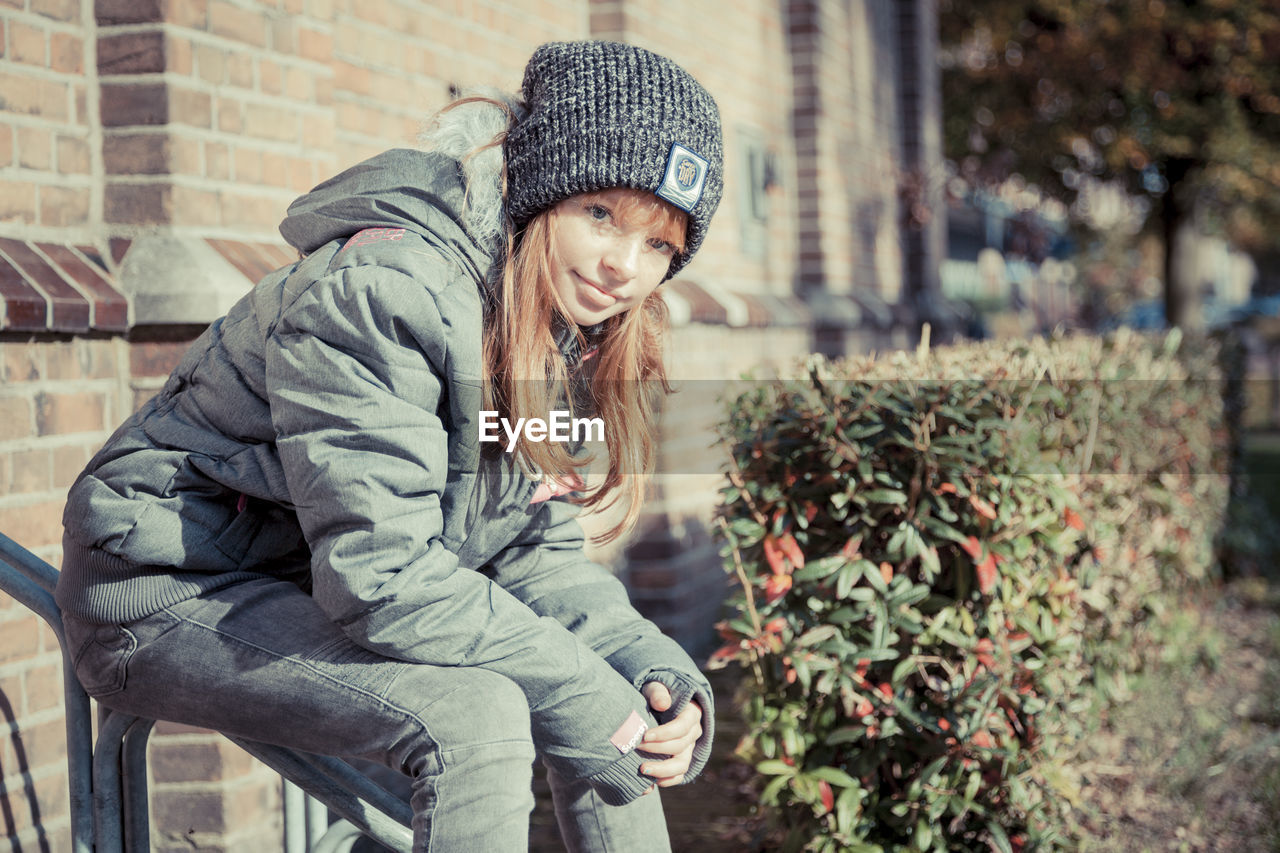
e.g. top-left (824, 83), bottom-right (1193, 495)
top-left (647, 238), bottom-right (676, 255)
top-left (586, 203), bottom-right (612, 221)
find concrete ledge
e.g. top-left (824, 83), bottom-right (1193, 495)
top-left (120, 235), bottom-right (257, 326)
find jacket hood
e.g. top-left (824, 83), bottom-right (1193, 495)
top-left (278, 148), bottom-right (501, 278)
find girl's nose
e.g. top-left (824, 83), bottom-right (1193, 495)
top-left (602, 235), bottom-right (642, 281)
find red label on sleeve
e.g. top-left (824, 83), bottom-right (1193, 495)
top-left (609, 710), bottom-right (648, 754)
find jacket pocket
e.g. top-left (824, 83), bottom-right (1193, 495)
top-left (211, 505), bottom-right (265, 567)
top-left (70, 623), bottom-right (138, 697)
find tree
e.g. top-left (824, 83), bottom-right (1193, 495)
top-left (939, 0), bottom-right (1280, 329)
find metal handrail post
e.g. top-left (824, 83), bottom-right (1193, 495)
top-left (284, 779), bottom-right (307, 853)
top-left (305, 791), bottom-right (330, 845)
top-left (121, 717), bottom-right (156, 851)
top-left (93, 710), bottom-right (143, 853)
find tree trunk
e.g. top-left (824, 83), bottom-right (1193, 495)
top-left (1162, 159), bottom-right (1202, 331)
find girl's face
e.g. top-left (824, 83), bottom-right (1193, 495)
top-left (548, 188), bottom-right (686, 326)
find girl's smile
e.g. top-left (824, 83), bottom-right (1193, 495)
top-left (573, 271), bottom-right (617, 309)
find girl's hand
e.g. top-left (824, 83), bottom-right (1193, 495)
top-left (638, 682), bottom-right (703, 788)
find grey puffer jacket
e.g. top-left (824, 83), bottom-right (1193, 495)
top-left (57, 148), bottom-right (713, 804)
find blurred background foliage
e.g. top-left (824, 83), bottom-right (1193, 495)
top-left (938, 0), bottom-right (1280, 329)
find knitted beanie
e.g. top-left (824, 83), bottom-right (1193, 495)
top-left (504, 40), bottom-right (723, 279)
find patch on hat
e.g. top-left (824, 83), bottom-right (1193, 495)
top-left (655, 142), bottom-right (709, 213)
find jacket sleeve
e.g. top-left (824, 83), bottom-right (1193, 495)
top-left (483, 496), bottom-right (716, 784)
top-left (264, 266), bottom-right (657, 804)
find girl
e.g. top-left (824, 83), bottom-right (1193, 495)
top-left (55, 40), bottom-right (722, 851)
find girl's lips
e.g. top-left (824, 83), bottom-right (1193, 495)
top-left (575, 272), bottom-right (616, 308)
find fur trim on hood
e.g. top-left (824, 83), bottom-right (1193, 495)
top-left (417, 89), bottom-right (527, 252)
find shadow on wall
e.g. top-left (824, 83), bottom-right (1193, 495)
top-left (0, 688), bottom-right (53, 853)
top-left (624, 512), bottom-right (728, 660)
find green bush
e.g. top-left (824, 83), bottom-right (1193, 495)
top-left (713, 330), bottom-right (1230, 852)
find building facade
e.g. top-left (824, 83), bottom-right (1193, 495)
top-left (0, 0), bottom-right (942, 848)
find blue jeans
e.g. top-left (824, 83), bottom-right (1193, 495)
top-left (64, 576), bottom-right (671, 852)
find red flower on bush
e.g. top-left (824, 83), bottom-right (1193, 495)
top-left (764, 573), bottom-right (792, 602)
top-left (778, 533), bottom-right (806, 569)
top-left (975, 552), bottom-right (998, 594)
top-left (763, 535), bottom-right (788, 575)
top-left (818, 780), bottom-right (835, 813)
top-left (975, 638), bottom-right (995, 669)
top-left (970, 494), bottom-right (998, 520)
top-left (710, 643), bottom-right (739, 662)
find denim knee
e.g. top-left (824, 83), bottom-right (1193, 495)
top-left (390, 665), bottom-right (535, 775)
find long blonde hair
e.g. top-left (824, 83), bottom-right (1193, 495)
top-left (485, 194), bottom-right (685, 544)
top-left (424, 93), bottom-right (685, 543)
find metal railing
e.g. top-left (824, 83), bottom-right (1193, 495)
top-left (0, 532), bottom-right (413, 852)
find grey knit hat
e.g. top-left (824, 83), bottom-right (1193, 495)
top-left (504, 40), bottom-right (723, 279)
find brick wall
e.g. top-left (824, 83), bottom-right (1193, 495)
top-left (0, 335), bottom-right (131, 849)
top-left (96, 0), bottom-right (587, 236)
top-left (147, 721), bottom-right (284, 853)
top-left (331, 0), bottom-right (584, 168)
top-left (0, 0), bottom-right (93, 233)
top-left (0, 9), bottom-right (105, 845)
top-left (788, 0), bottom-right (905, 300)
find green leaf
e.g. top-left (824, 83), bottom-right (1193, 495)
top-left (920, 516), bottom-right (970, 546)
top-left (914, 819), bottom-right (934, 849)
top-left (986, 821), bottom-right (1013, 853)
top-left (919, 756), bottom-right (947, 785)
top-left (728, 517), bottom-right (764, 539)
top-left (757, 759), bottom-right (797, 776)
top-left (835, 786), bottom-right (860, 836)
top-left (844, 423), bottom-right (883, 440)
top-left (809, 766), bottom-right (860, 787)
top-left (890, 655), bottom-right (917, 684)
top-left (794, 555), bottom-right (844, 581)
top-left (826, 726), bottom-right (870, 746)
top-left (761, 772), bottom-right (790, 803)
top-left (964, 770), bottom-right (981, 804)
top-left (871, 600), bottom-right (890, 648)
top-left (864, 560), bottom-right (888, 594)
top-left (797, 625), bottom-right (840, 647)
top-left (793, 657), bottom-right (812, 691)
top-left (827, 604), bottom-right (867, 623)
top-left (898, 583), bottom-right (931, 607)
top-left (862, 488), bottom-right (908, 505)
